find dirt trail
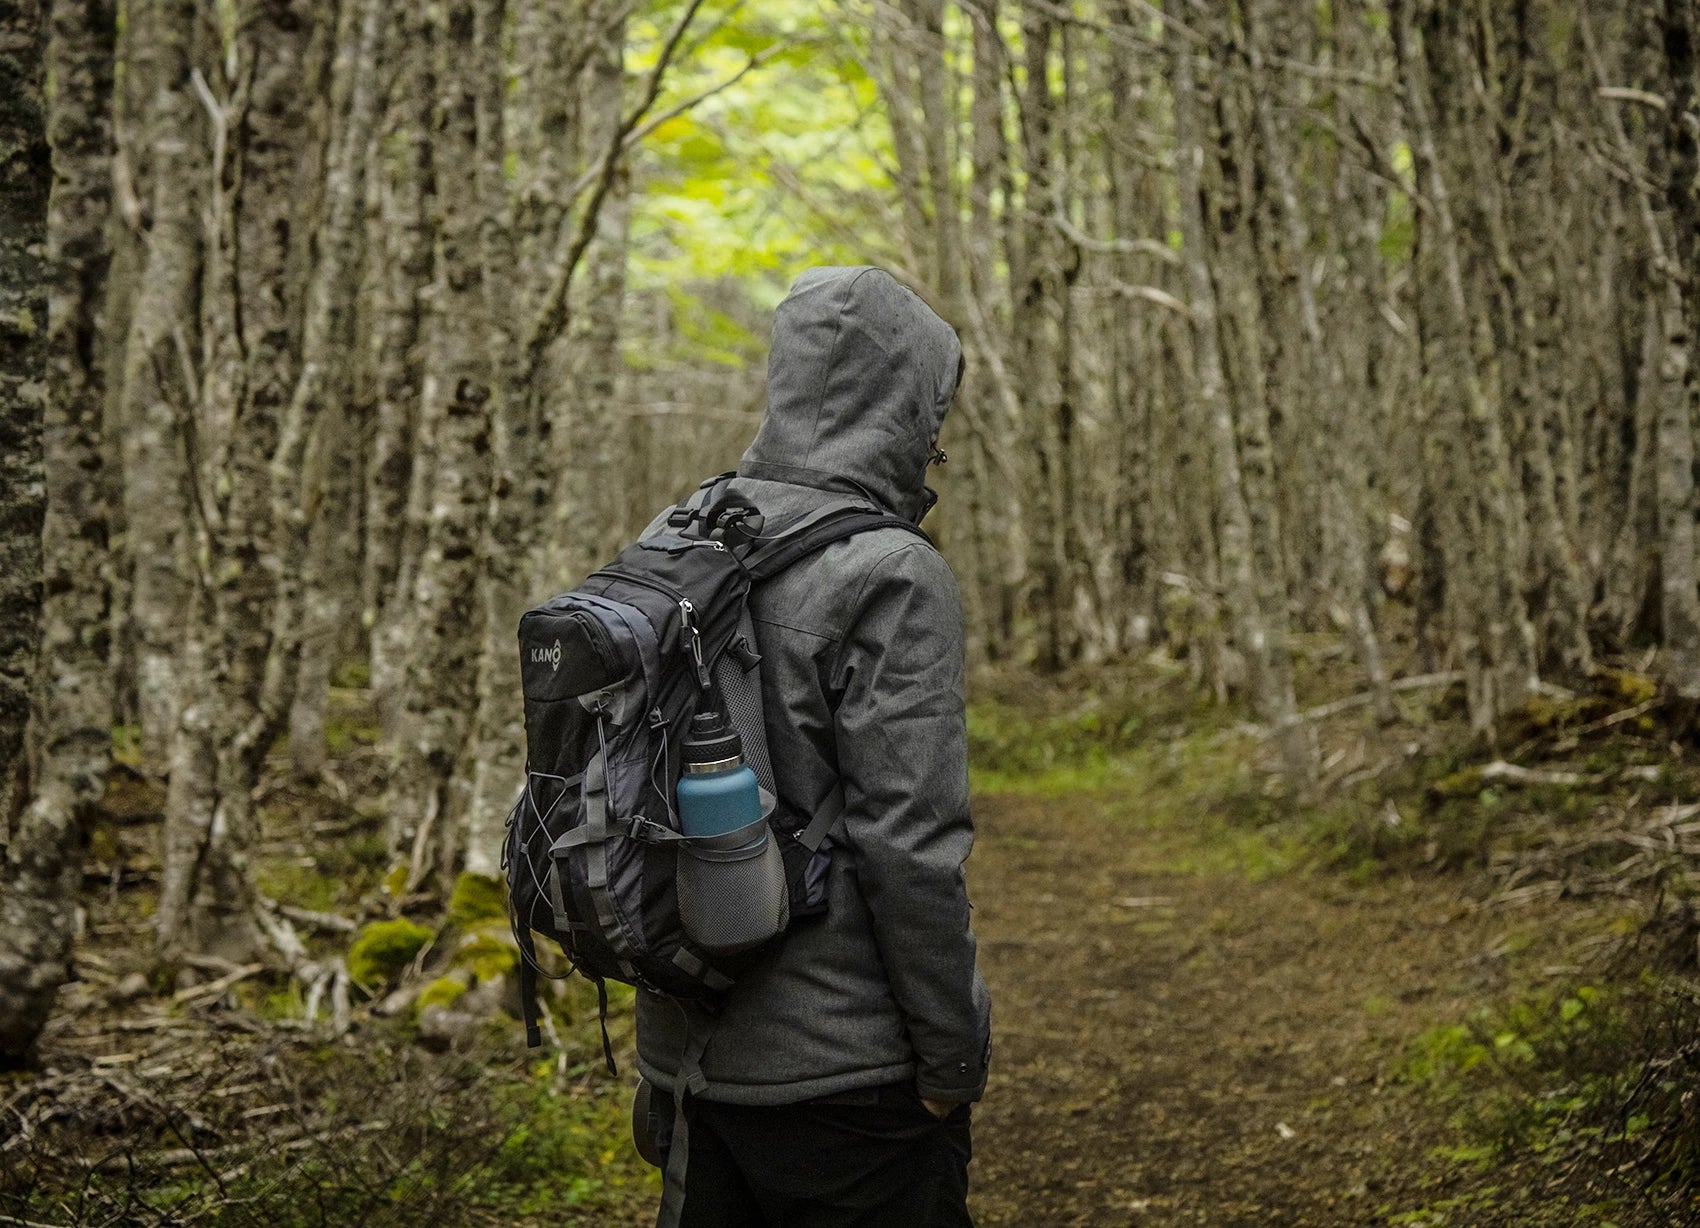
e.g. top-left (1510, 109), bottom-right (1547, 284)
top-left (967, 789), bottom-right (1522, 1227)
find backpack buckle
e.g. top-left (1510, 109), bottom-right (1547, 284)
top-left (626, 816), bottom-right (676, 844)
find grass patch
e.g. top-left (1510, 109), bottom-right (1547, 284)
top-left (967, 688), bottom-right (1306, 878)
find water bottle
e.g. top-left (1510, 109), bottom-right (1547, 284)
top-left (677, 709), bottom-right (762, 840)
top-left (675, 706), bottom-right (787, 953)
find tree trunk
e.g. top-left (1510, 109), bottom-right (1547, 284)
top-left (384, 0), bottom-right (493, 885)
top-left (366, 0), bottom-right (434, 744)
top-left (1172, 23), bottom-right (1311, 784)
top-left (1660, 0), bottom-right (1700, 698)
top-left (116, 0), bottom-right (200, 771)
top-left (1392, 0), bottom-right (1538, 734)
top-left (156, 0), bottom-right (315, 964)
top-left (0, 0), bottom-right (115, 1063)
top-left (0, 0), bottom-right (51, 1061)
top-left (282, 0), bottom-right (388, 776)
top-left (1244, 0), bottom-right (1396, 724)
top-left (1013, 12), bottom-right (1076, 672)
top-left (464, 0), bottom-right (534, 885)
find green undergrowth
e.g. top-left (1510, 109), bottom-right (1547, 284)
top-left (968, 667), bottom-right (1700, 888)
top-left (1397, 976), bottom-right (1700, 1224)
top-left (967, 680), bottom-right (1309, 879)
top-left (0, 1022), bottom-right (656, 1227)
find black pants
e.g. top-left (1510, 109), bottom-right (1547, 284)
top-left (655, 1082), bottom-right (973, 1228)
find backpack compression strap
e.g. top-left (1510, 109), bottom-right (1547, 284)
top-left (666, 471), bottom-right (736, 531)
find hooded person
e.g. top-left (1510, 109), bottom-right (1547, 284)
top-left (635, 266), bottom-right (991, 1228)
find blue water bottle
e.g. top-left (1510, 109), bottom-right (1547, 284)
top-left (677, 709), bottom-right (762, 839)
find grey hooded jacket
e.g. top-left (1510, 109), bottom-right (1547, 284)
top-left (634, 266), bottom-right (992, 1107)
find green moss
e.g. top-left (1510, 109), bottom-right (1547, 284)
top-left (260, 980), bottom-right (307, 1022)
top-left (1430, 766), bottom-right (1486, 799)
top-left (1597, 668), bottom-right (1658, 706)
top-left (332, 659), bottom-right (372, 689)
top-left (449, 872), bottom-right (508, 927)
top-left (112, 724), bottom-right (142, 768)
top-left (417, 976), bottom-right (468, 1011)
top-left (347, 918), bottom-right (434, 988)
top-left (456, 933), bottom-right (519, 982)
top-left (257, 861), bottom-right (343, 913)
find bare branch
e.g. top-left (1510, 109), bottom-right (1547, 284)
top-left (1051, 210), bottom-right (1181, 264)
top-left (523, 0), bottom-right (710, 378)
top-left (560, 42), bottom-right (787, 207)
top-left (1597, 85), bottom-right (1667, 111)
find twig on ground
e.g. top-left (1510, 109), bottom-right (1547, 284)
top-left (146, 1119), bottom-right (392, 1168)
top-left (172, 964), bottom-right (265, 1005)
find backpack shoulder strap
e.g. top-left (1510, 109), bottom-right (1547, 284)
top-left (743, 500), bottom-right (931, 583)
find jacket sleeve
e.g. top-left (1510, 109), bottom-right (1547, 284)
top-left (831, 540), bottom-right (991, 1102)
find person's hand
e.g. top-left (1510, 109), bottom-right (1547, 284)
top-left (921, 1097), bottom-right (959, 1120)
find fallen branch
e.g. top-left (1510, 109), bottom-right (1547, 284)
top-left (1252, 670), bottom-right (1465, 733)
top-left (1479, 760), bottom-right (1596, 788)
top-left (275, 903), bottom-right (357, 934)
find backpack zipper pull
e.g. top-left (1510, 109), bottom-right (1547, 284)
top-left (679, 599), bottom-right (712, 692)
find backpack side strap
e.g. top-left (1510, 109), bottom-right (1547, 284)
top-left (795, 784), bottom-right (844, 854)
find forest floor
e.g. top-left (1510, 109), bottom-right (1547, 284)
top-left (960, 665), bottom-right (1700, 1228)
top-left (971, 779), bottom-right (1636, 1227)
top-left (4, 659), bottom-right (1699, 1226)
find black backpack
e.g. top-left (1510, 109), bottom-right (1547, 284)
top-left (504, 474), bottom-right (928, 1059)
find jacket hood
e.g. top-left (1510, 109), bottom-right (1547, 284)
top-left (738, 266), bottom-right (961, 523)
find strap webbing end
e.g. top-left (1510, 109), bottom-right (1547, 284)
top-left (596, 977), bottom-right (618, 1075)
top-left (519, 959), bottom-right (543, 1048)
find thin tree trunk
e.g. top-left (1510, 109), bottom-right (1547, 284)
top-left (116, 0), bottom-right (200, 771)
top-left (1244, 0), bottom-right (1396, 724)
top-left (367, 0), bottom-right (434, 744)
top-left (1014, 11), bottom-right (1076, 672)
top-left (289, 406), bottom-right (356, 779)
top-left (563, 13), bottom-right (628, 572)
top-left (464, 0), bottom-right (534, 885)
top-left (385, 0), bottom-right (493, 882)
top-left (962, 0), bottom-right (1021, 658)
top-left (1393, 0), bottom-right (1538, 733)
